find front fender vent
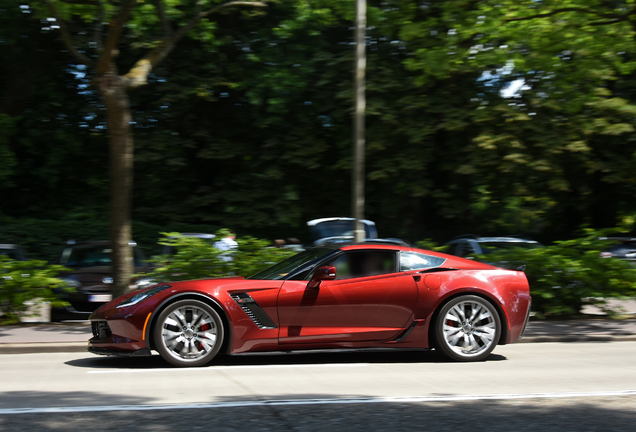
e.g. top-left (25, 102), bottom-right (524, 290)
top-left (230, 293), bottom-right (277, 329)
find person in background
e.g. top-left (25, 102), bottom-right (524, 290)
top-left (214, 230), bottom-right (238, 262)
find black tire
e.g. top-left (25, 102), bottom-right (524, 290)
top-left (49, 307), bottom-right (63, 323)
top-left (153, 299), bottom-right (224, 367)
top-left (434, 295), bottom-right (501, 362)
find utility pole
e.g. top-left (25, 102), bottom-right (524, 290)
top-left (352, 0), bottom-right (366, 243)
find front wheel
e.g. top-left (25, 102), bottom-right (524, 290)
top-left (153, 299), bottom-right (224, 367)
top-left (434, 295), bottom-right (501, 362)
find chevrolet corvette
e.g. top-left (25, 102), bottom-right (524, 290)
top-left (88, 244), bottom-right (531, 366)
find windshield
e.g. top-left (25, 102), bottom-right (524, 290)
top-left (248, 248), bottom-right (337, 280)
top-left (61, 245), bottom-right (144, 266)
top-left (0, 249), bottom-right (19, 260)
top-left (605, 242), bottom-right (636, 255)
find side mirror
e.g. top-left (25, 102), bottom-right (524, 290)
top-left (307, 266), bottom-right (336, 289)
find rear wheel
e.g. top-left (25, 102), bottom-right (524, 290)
top-left (153, 299), bottom-right (224, 367)
top-left (434, 295), bottom-right (501, 362)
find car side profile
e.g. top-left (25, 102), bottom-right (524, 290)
top-left (88, 244), bottom-right (531, 366)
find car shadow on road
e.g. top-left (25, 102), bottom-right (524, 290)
top-left (64, 349), bottom-right (507, 369)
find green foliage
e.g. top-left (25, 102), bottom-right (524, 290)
top-left (415, 239), bottom-right (449, 253)
top-left (473, 229), bottom-right (636, 318)
top-left (144, 230), bottom-right (295, 281)
top-left (0, 256), bottom-right (71, 324)
top-left (6, 0), bottom-right (636, 248)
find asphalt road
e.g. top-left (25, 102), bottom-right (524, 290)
top-left (1, 342), bottom-right (636, 430)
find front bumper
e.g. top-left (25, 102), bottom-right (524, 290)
top-left (88, 314), bottom-right (149, 355)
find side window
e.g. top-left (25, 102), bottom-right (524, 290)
top-left (455, 242), bottom-right (468, 257)
top-left (400, 251), bottom-right (446, 271)
top-left (327, 251), bottom-right (396, 280)
top-left (447, 242), bottom-right (459, 256)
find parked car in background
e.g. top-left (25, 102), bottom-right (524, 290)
top-left (599, 237), bottom-right (636, 263)
top-left (0, 244), bottom-right (29, 261)
top-left (51, 240), bottom-right (151, 322)
top-left (444, 235), bottom-right (544, 258)
top-left (307, 217), bottom-right (379, 246)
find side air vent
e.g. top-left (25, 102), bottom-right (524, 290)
top-left (230, 293), bottom-right (277, 329)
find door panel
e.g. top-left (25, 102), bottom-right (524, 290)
top-left (277, 273), bottom-right (418, 344)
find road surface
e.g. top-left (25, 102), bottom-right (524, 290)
top-left (1, 342), bottom-right (635, 430)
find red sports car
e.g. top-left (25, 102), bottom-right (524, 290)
top-left (88, 244), bottom-right (531, 367)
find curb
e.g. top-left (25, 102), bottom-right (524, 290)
top-left (0, 342), bottom-right (87, 354)
top-left (519, 335), bottom-right (636, 344)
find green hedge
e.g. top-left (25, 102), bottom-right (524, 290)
top-left (144, 231), bottom-right (296, 282)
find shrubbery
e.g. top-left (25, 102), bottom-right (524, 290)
top-left (0, 256), bottom-right (71, 324)
top-left (143, 230), bottom-right (296, 282)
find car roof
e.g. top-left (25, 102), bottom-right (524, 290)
top-left (164, 233), bottom-right (216, 239)
top-left (448, 236), bottom-right (539, 243)
top-left (474, 237), bottom-right (540, 243)
top-left (307, 217), bottom-right (375, 227)
top-left (65, 240), bottom-right (139, 247)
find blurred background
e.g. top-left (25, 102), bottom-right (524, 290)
top-left (2, 1), bottom-right (636, 258)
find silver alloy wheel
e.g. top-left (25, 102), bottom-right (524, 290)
top-left (159, 303), bottom-right (220, 364)
top-left (439, 297), bottom-right (498, 359)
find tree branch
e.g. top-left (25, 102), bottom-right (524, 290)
top-left (96, 0), bottom-right (138, 76)
top-left (43, 0), bottom-right (96, 68)
top-left (154, 0), bottom-right (173, 38)
top-left (94, 0), bottom-right (105, 53)
top-left (589, 19), bottom-right (627, 26)
top-left (59, 0), bottom-right (99, 5)
top-left (122, 1), bottom-right (266, 88)
top-left (174, 1), bottom-right (267, 46)
top-left (507, 7), bottom-right (624, 23)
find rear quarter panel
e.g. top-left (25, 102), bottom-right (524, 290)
top-left (411, 269), bottom-right (530, 346)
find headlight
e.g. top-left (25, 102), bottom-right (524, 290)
top-left (116, 284), bottom-right (171, 309)
top-left (130, 277), bottom-right (156, 290)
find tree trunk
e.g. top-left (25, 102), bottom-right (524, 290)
top-left (99, 66), bottom-right (134, 298)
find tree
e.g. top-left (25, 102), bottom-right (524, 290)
top-left (26, 0), bottom-right (265, 297)
top-left (378, 0), bottom-right (636, 238)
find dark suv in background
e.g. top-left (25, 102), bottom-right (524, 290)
top-left (51, 240), bottom-right (151, 322)
top-left (444, 235), bottom-right (544, 258)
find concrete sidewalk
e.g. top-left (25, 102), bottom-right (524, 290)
top-left (1, 318), bottom-right (636, 354)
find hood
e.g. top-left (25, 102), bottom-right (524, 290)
top-left (64, 266), bottom-right (113, 283)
